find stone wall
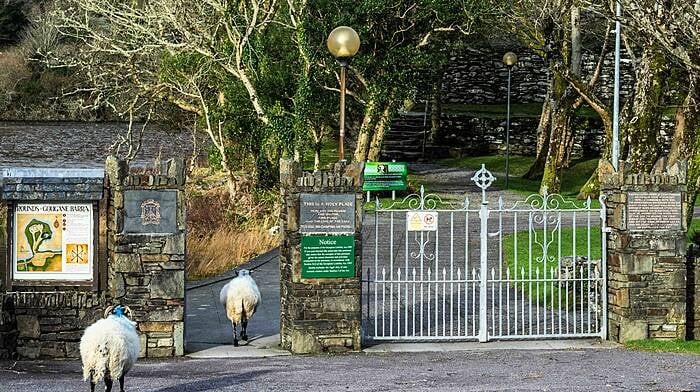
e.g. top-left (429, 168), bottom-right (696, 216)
top-left (601, 160), bottom-right (689, 342)
top-left (430, 112), bottom-right (675, 161)
top-left (10, 291), bottom-right (105, 358)
top-left (105, 156), bottom-right (186, 358)
top-left (441, 46), bottom-right (635, 105)
top-left (0, 294), bottom-right (17, 359)
top-left (279, 159), bottom-right (364, 354)
top-left (436, 114), bottom-right (606, 159)
top-left (689, 247), bottom-right (700, 340)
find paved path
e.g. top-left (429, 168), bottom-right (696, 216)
top-left (185, 250), bottom-right (280, 354)
top-left (1, 348), bottom-right (698, 391)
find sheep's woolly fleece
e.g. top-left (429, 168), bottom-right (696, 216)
top-left (80, 315), bottom-right (140, 383)
top-left (219, 271), bottom-right (261, 325)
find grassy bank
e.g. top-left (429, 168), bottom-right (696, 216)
top-left (503, 226), bottom-right (602, 306)
top-left (625, 340), bottom-right (700, 355)
top-left (185, 169), bottom-right (279, 281)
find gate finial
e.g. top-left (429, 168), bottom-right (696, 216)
top-left (471, 164), bottom-right (495, 204)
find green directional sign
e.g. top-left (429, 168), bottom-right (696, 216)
top-left (301, 235), bottom-right (355, 278)
top-left (363, 162), bottom-right (408, 191)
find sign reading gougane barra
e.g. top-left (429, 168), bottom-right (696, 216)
top-left (301, 235), bottom-right (355, 278)
top-left (13, 203), bottom-right (94, 281)
top-left (299, 193), bottom-right (355, 234)
top-left (627, 192), bottom-right (683, 231)
top-left (363, 162), bottom-right (408, 191)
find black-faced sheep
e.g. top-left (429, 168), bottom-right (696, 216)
top-left (219, 269), bottom-right (261, 346)
top-left (80, 305), bottom-right (140, 392)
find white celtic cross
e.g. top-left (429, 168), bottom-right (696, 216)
top-left (471, 164), bottom-right (496, 204)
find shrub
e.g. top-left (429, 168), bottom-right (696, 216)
top-left (0, 48), bottom-right (30, 109)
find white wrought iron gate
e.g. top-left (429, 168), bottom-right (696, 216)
top-left (362, 165), bottom-right (607, 342)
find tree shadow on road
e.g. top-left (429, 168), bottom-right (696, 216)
top-left (151, 369), bottom-right (274, 391)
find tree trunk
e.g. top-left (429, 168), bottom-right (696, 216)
top-left (539, 69), bottom-right (575, 194)
top-left (668, 73), bottom-right (700, 226)
top-left (314, 142), bottom-right (322, 171)
top-left (367, 103), bottom-right (395, 162)
top-left (540, 104), bottom-right (573, 194)
top-left (353, 97), bottom-right (379, 162)
top-left (524, 81), bottom-right (553, 179)
top-left (625, 45), bottom-right (669, 172)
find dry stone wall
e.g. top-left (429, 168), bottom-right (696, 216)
top-left (441, 46), bottom-right (635, 105)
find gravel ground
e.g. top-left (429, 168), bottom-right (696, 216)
top-left (1, 349), bottom-right (698, 391)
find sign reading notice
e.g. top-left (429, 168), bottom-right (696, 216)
top-left (301, 235), bottom-right (355, 278)
top-left (363, 162), bottom-right (408, 191)
top-left (13, 203), bottom-right (94, 281)
top-left (627, 192), bottom-right (682, 231)
top-left (300, 194), bottom-right (355, 234)
top-left (407, 211), bottom-right (439, 231)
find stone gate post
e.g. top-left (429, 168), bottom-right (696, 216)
top-left (279, 159), bottom-right (364, 354)
top-left (601, 160), bottom-right (688, 342)
top-left (105, 156), bottom-right (186, 357)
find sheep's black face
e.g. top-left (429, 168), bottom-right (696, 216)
top-left (238, 269), bottom-right (251, 277)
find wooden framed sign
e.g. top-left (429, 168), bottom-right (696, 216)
top-left (11, 203), bottom-right (94, 281)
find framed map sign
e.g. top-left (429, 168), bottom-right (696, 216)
top-left (12, 203), bottom-right (94, 281)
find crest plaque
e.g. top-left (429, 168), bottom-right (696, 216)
top-left (123, 190), bottom-right (177, 234)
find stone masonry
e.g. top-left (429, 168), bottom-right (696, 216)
top-left (0, 294), bottom-right (17, 359)
top-left (0, 168), bottom-right (108, 359)
top-left (689, 246), bottom-right (700, 340)
top-left (105, 156), bottom-right (186, 358)
top-left (601, 160), bottom-right (689, 342)
top-left (279, 159), bottom-right (364, 354)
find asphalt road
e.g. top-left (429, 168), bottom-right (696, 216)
top-left (1, 348), bottom-right (698, 391)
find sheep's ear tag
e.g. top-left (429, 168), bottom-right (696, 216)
top-left (114, 306), bottom-right (124, 317)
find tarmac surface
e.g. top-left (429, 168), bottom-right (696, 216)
top-left (1, 348), bottom-right (698, 391)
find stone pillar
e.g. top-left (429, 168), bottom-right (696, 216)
top-left (279, 159), bottom-right (364, 354)
top-left (105, 156), bottom-right (186, 357)
top-left (689, 246), bottom-right (700, 340)
top-left (601, 160), bottom-right (688, 342)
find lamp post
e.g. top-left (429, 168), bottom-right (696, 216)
top-left (503, 52), bottom-right (518, 189)
top-left (612, 0), bottom-right (621, 171)
top-left (327, 26), bottom-right (361, 162)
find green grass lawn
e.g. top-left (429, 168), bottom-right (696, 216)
top-left (439, 155), bottom-right (599, 202)
top-left (441, 103), bottom-right (600, 119)
top-left (689, 218), bottom-right (700, 244)
top-left (301, 139), bottom-right (341, 171)
top-left (503, 226), bottom-right (602, 307)
top-left (625, 340), bottom-right (700, 355)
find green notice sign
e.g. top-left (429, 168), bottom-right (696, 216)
top-left (301, 235), bottom-right (355, 278)
top-left (363, 162), bottom-right (408, 191)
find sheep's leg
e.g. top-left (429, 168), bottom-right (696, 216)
top-left (241, 319), bottom-right (248, 341)
top-left (104, 377), bottom-right (113, 392)
top-left (119, 374), bottom-right (125, 392)
top-left (232, 321), bottom-right (239, 347)
top-left (89, 381), bottom-right (95, 392)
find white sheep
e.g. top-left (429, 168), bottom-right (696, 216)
top-left (219, 269), bottom-right (261, 346)
top-left (80, 305), bottom-right (140, 392)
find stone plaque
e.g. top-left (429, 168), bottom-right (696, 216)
top-left (300, 193), bottom-right (355, 235)
top-left (301, 235), bottom-right (355, 278)
top-left (627, 192), bottom-right (682, 231)
top-left (123, 190), bottom-right (178, 234)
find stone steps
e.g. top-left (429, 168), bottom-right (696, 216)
top-left (380, 112), bottom-right (428, 162)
